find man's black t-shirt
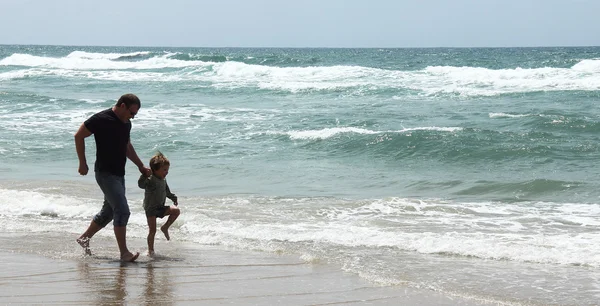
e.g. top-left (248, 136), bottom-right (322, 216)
top-left (84, 109), bottom-right (131, 176)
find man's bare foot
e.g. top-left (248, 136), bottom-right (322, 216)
top-left (161, 226), bottom-right (170, 241)
top-left (121, 252), bottom-right (140, 262)
top-left (76, 237), bottom-right (92, 256)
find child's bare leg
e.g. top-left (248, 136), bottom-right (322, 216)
top-left (77, 220), bottom-right (102, 256)
top-left (160, 207), bottom-right (180, 241)
top-left (146, 216), bottom-right (157, 256)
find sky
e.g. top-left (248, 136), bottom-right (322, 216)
top-left (1, 0), bottom-right (599, 48)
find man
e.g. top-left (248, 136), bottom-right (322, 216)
top-left (74, 93), bottom-right (151, 262)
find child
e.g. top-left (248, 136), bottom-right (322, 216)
top-left (138, 152), bottom-right (180, 256)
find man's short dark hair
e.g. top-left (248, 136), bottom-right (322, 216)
top-left (115, 93), bottom-right (141, 108)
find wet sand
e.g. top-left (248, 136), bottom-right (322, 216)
top-left (0, 232), bottom-right (494, 305)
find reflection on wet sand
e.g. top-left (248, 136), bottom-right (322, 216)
top-left (142, 261), bottom-right (175, 306)
top-left (77, 261), bottom-right (129, 305)
top-left (0, 236), bottom-right (488, 306)
top-left (77, 259), bottom-right (175, 305)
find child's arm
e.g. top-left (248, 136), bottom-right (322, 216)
top-left (166, 182), bottom-right (178, 206)
top-left (138, 174), bottom-right (149, 189)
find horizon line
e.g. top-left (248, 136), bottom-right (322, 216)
top-left (1, 43), bottom-right (599, 49)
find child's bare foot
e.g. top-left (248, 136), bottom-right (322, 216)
top-left (76, 237), bottom-right (92, 256)
top-left (147, 250), bottom-right (155, 257)
top-left (161, 225), bottom-right (170, 241)
top-left (121, 252), bottom-right (140, 262)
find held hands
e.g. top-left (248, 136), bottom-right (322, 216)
top-left (139, 165), bottom-right (152, 177)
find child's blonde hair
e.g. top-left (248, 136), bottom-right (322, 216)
top-left (149, 151), bottom-right (170, 172)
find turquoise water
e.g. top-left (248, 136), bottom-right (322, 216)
top-left (2, 45), bottom-right (600, 305)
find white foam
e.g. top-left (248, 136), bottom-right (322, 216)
top-left (0, 68), bottom-right (179, 82)
top-left (277, 126), bottom-right (462, 140)
top-left (3, 53), bottom-right (600, 96)
top-left (571, 59), bottom-right (600, 73)
top-left (419, 63), bottom-right (600, 96)
top-left (2, 186), bottom-right (600, 267)
top-left (0, 107), bottom-right (89, 135)
top-left (179, 212), bottom-right (600, 266)
top-left (133, 105), bottom-right (277, 127)
top-left (66, 51), bottom-right (151, 60)
top-left (0, 188), bottom-right (97, 220)
top-left (205, 59), bottom-right (600, 95)
top-left (78, 98), bottom-right (107, 104)
top-left (0, 53), bottom-right (209, 70)
top-left (175, 196), bottom-right (600, 267)
top-left (287, 127), bottom-right (377, 140)
top-left (400, 126), bottom-right (463, 133)
top-left (489, 113), bottom-right (532, 118)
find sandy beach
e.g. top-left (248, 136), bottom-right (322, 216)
top-left (0, 232), bottom-right (495, 306)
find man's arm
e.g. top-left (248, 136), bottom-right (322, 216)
top-left (74, 123), bottom-right (92, 175)
top-left (127, 140), bottom-right (151, 176)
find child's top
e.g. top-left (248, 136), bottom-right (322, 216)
top-left (138, 174), bottom-right (177, 212)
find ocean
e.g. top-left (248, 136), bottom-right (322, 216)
top-left (1, 45), bottom-right (600, 305)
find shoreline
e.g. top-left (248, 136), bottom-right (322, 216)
top-left (0, 231), bottom-right (494, 305)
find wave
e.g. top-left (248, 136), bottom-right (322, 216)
top-left (269, 126), bottom-right (462, 140)
top-left (571, 59), bottom-right (600, 73)
top-left (143, 195), bottom-right (600, 267)
top-left (169, 53), bottom-right (228, 62)
top-left (66, 50), bottom-right (151, 60)
top-left (2, 182), bottom-right (599, 267)
top-left (453, 179), bottom-right (581, 198)
top-left (2, 51), bottom-right (600, 96)
top-left (489, 112), bottom-right (532, 118)
top-left (0, 52), bottom-right (209, 70)
top-left (250, 125), bottom-right (600, 168)
top-left (489, 112), bottom-right (600, 134)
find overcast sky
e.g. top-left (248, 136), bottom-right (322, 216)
top-left (1, 0), bottom-right (598, 48)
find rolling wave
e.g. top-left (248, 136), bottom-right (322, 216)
top-left (2, 183), bottom-right (600, 267)
top-left (2, 51), bottom-right (600, 96)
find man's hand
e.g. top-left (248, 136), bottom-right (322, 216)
top-left (139, 165), bottom-right (152, 177)
top-left (78, 163), bottom-right (89, 175)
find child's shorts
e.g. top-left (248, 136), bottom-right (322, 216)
top-left (146, 206), bottom-right (169, 218)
